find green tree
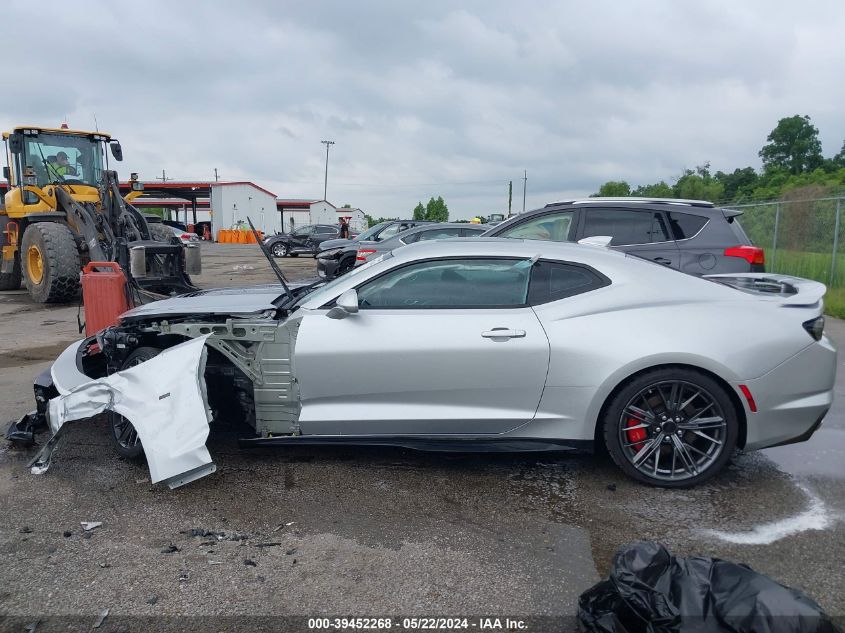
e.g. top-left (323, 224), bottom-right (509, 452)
top-left (759, 115), bottom-right (823, 174)
top-left (424, 196), bottom-right (449, 222)
top-left (714, 167), bottom-right (759, 201)
top-left (631, 181), bottom-right (674, 198)
top-left (591, 181), bottom-right (631, 197)
top-left (833, 140), bottom-right (845, 168)
top-left (672, 163), bottom-right (724, 202)
top-left (412, 202), bottom-right (426, 220)
top-left (364, 214), bottom-right (398, 227)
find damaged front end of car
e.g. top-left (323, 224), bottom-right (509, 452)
top-left (6, 284), bottom-right (311, 489)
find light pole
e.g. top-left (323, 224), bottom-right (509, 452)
top-left (321, 140), bottom-right (335, 201)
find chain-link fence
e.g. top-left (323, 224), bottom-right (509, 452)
top-left (726, 195), bottom-right (845, 287)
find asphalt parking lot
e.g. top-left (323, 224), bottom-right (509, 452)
top-left (0, 243), bottom-right (843, 626)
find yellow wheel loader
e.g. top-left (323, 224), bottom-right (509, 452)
top-left (1, 126), bottom-right (198, 303)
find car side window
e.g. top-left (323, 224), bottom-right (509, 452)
top-left (462, 227), bottom-right (487, 236)
top-left (375, 224), bottom-right (401, 241)
top-left (667, 212), bottom-right (708, 240)
top-left (316, 226), bottom-right (336, 234)
top-left (415, 227), bottom-right (463, 242)
top-left (292, 226), bottom-right (311, 236)
top-left (356, 258), bottom-right (530, 309)
top-left (497, 211), bottom-right (574, 241)
top-left (528, 260), bottom-right (610, 305)
top-left (582, 209), bottom-right (670, 246)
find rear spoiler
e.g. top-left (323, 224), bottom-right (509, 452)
top-left (722, 208), bottom-right (743, 223)
top-left (703, 273), bottom-right (826, 306)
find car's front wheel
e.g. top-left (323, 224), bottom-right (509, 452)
top-left (603, 368), bottom-right (738, 487)
top-left (272, 242), bottom-right (288, 257)
top-left (107, 346), bottom-right (161, 460)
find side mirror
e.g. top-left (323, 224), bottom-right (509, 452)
top-left (8, 133), bottom-right (23, 154)
top-left (326, 288), bottom-right (359, 320)
top-left (110, 141), bottom-right (123, 161)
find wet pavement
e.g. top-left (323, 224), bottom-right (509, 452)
top-left (0, 243), bottom-right (842, 622)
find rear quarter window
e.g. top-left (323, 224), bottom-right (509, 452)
top-left (528, 260), bottom-right (610, 305)
top-left (667, 212), bottom-right (708, 240)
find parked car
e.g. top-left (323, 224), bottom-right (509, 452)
top-left (264, 224), bottom-right (342, 257)
top-left (169, 225), bottom-right (200, 244)
top-left (18, 238), bottom-right (833, 489)
top-left (354, 222), bottom-right (489, 266)
top-left (484, 198), bottom-right (764, 274)
top-left (317, 219), bottom-right (435, 278)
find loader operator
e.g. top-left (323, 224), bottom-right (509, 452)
top-left (53, 151), bottom-right (77, 177)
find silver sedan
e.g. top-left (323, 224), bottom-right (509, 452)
top-left (25, 238), bottom-right (836, 488)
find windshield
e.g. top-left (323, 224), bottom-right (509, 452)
top-left (23, 132), bottom-right (104, 187)
top-left (291, 252), bottom-right (394, 308)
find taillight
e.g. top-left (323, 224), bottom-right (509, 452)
top-left (724, 245), bottom-right (765, 266)
top-left (356, 248), bottom-right (376, 262)
top-left (803, 316), bottom-right (825, 341)
top-left (181, 233), bottom-right (192, 240)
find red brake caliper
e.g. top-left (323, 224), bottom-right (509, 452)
top-left (625, 418), bottom-right (647, 451)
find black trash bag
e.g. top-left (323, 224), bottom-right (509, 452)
top-left (578, 541), bottom-right (840, 633)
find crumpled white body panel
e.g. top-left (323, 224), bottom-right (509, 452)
top-left (46, 336), bottom-right (215, 488)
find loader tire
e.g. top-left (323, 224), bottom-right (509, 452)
top-left (21, 223), bottom-right (80, 303)
top-left (148, 223), bottom-right (175, 243)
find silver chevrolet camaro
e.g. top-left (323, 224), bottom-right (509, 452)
top-left (14, 237), bottom-right (836, 488)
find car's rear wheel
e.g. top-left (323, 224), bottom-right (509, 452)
top-left (272, 242), bottom-right (288, 257)
top-left (603, 368), bottom-right (738, 487)
top-left (108, 346), bottom-right (161, 460)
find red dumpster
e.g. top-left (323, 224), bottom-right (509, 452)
top-left (81, 262), bottom-right (131, 336)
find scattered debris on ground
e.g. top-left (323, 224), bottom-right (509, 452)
top-left (92, 609), bottom-right (109, 629)
top-left (81, 521), bottom-right (102, 531)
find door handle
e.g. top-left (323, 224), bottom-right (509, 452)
top-left (652, 257), bottom-right (672, 266)
top-left (481, 328), bottom-right (526, 339)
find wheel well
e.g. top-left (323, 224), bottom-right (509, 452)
top-left (592, 363), bottom-right (748, 453)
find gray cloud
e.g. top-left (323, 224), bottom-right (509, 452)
top-left (2, 0), bottom-right (843, 218)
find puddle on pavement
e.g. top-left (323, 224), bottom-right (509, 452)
top-left (763, 428), bottom-right (845, 480)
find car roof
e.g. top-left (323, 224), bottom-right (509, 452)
top-left (401, 222), bottom-right (488, 234)
top-left (391, 237), bottom-right (629, 268)
top-left (546, 196), bottom-right (715, 208)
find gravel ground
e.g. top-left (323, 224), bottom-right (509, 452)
top-left (0, 243), bottom-right (842, 629)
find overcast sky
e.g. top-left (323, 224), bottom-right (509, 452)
top-left (3, 1), bottom-right (844, 219)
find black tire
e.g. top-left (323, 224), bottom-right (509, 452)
top-left (0, 216), bottom-right (22, 290)
top-left (271, 242), bottom-right (288, 257)
top-left (602, 367), bottom-right (739, 488)
top-left (337, 256), bottom-right (356, 277)
top-left (148, 223), bottom-right (175, 243)
top-left (21, 223), bottom-right (80, 303)
top-left (108, 346), bottom-right (161, 460)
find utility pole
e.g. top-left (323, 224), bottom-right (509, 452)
top-left (522, 170), bottom-right (527, 213)
top-left (508, 181), bottom-right (513, 216)
top-left (157, 169), bottom-right (169, 183)
top-left (214, 168), bottom-right (219, 182)
top-left (321, 140), bottom-right (335, 201)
